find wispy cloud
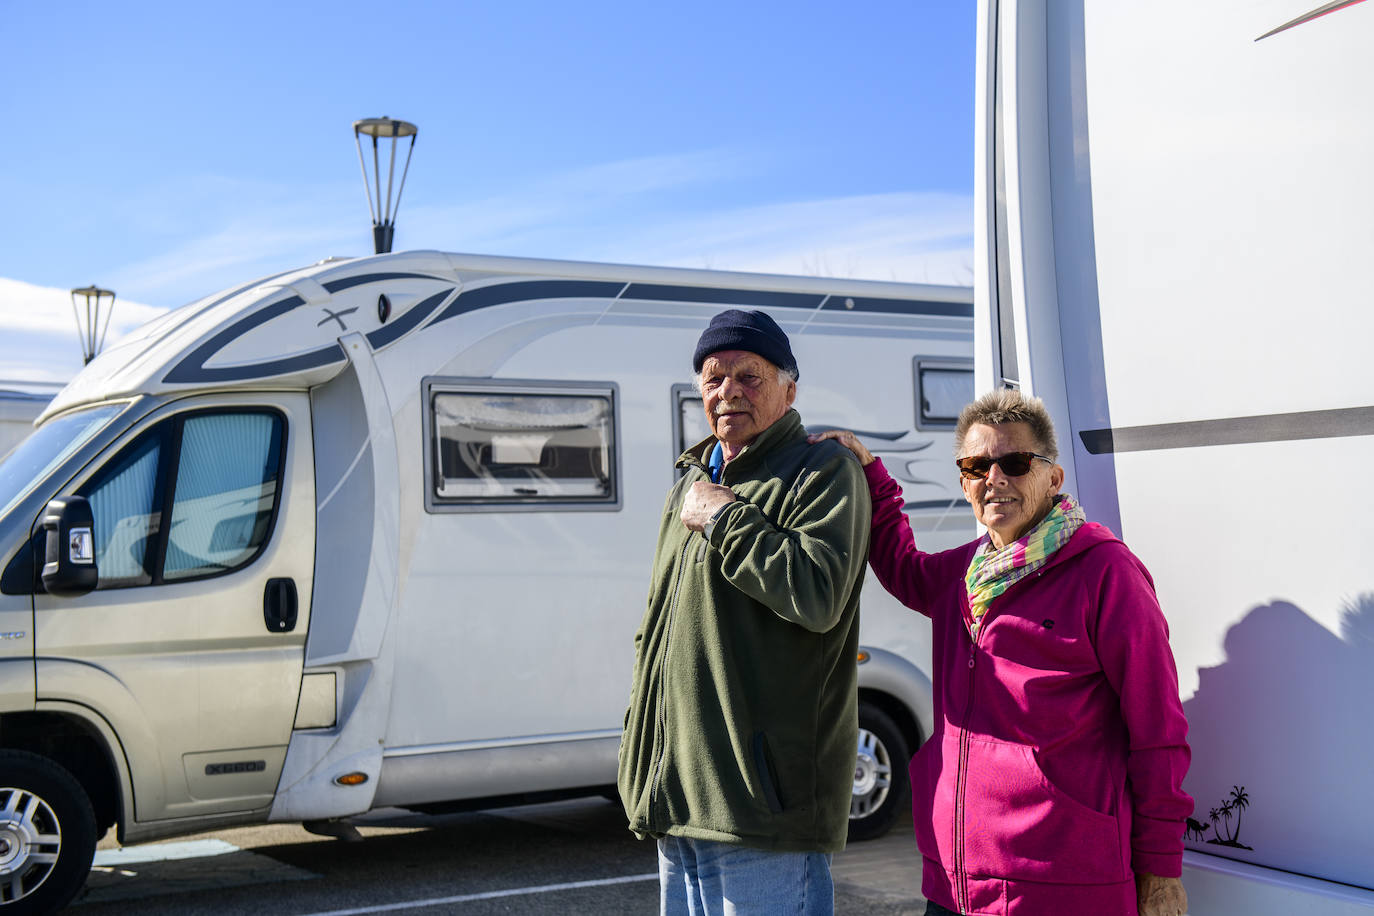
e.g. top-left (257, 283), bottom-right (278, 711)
top-left (528, 149), bottom-right (749, 198)
top-left (90, 147), bottom-right (973, 307)
top-left (401, 149), bottom-right (756, 250)
top-left (1, 147), bottom-right (973, 383)
top-left (403, 153), bottom-right (973, 285)
top-left (76, 151), bottom-right (753, 307)
top-left (91, 174), bottom-right (363, 307)
top-left (106, 219), bottom-right (356, 304)
top-left (0, 278), bottom-right (163, 337)
top-left (0, 278), bottom-right (166, 383)
top-left (602, 192), bottom-right (975, 285)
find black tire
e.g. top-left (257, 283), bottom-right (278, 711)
top-left (847, 701), bottom-right (911, 843)
top-left (0, 750), bottom-right (98, 914)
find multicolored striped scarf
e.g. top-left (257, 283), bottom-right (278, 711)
top-left (964, 494), bottom-right (1086, 633)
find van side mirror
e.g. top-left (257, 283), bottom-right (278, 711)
top-left (42, 496), bottom-right (98, 597)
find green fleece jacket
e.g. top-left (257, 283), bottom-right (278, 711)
top-left (617, 409), bottom-right (871, 853)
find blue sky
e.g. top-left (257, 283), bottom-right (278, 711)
top-left (0, 1), bottom-right (975, 382)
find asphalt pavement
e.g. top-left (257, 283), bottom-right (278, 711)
top-left (72, 797), bottom-right (928, 914)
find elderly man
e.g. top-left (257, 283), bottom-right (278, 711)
top-left (618, 309), bottom-right (872, 915)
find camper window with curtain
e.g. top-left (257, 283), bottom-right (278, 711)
top-left (914, 358), bottom-right (974, 430)
top-left (426, 380), bottom-right (619, 511)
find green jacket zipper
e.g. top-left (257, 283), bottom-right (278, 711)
top-left (647, 461), bottom-right (710, 828)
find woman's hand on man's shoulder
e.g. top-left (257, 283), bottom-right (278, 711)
top-left (807, 429), bottom-right (875, 467)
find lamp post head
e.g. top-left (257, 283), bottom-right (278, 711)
top-left (69, 285), bottom-right (116, 365)
top-left (352, 117), bottom-right (419, 254)
top-left (353, 117), bottom-right (418, 140)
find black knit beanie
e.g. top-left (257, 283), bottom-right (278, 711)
top-left (691, 309), bottom-right (798, 380)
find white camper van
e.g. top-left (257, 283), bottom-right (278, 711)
top-left (0, 250), bottom-right (974, 911)
top-left (976, 1), bottom-right (1373, 913)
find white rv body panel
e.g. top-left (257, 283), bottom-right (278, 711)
top-left (272, 255), bottom-right (972, 817)
top-left (979, 0), bottom-right (1373, 910)
top-left (1, 250), bottom-right (974, 871)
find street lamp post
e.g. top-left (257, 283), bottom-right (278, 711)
top-left (353, 117), bottom-right (418, 254)
top-left (70, 285), bottom-right (116, 365)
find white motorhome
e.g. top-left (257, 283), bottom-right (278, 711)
top-left (0, 251), bottom-right (974, 911)
top-left (976, 1), bottom-right (1372, 912)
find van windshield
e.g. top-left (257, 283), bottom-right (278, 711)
top-left (0, 404), bottom-right (124, 520)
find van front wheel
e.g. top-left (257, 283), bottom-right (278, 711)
top-left (0, 750), bottom-right (98, 914)
top-left (847, 702), bottom-right (910, 842)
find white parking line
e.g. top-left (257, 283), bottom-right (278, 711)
top-left (297, 873), bottom-right (660, 915)
top-left (92, 838), bottom-right (242, 865)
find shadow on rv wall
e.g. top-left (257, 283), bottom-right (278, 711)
top-left (1181, 596), bottom-right (1374, 889)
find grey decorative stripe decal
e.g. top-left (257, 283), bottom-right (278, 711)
top-left (178, 267), bottom-right (306, 328)
top-left (624, 283), bottom-right (823, 311)
top-left (165, 340), bottom-right (345, 384)
top-left (807, 427), bottom-right (912, 442)
top-left (367, 287), bottom-right (455, 349)
top-left (384, 728), bottom-right (623, 756)
top-left (623, 282), bottom-right (973, 318)
top-left (162, 272), bottom-right (975, 385)
top-left (164, 272), bottom-right (449, 384)
top-left (165, 295), bottom-right (320, 384)
top-left (818, 294), bottom-right (973, 318)
top-left (904, 499), bottom-right (964, 511)
top-left (431, 280), bottom-right (626, 325)
top-left (1079, 406), bottom-right (1374, 454)
top-left (324, 272), bottom-right (438, 294)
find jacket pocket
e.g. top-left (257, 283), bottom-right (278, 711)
top-left (961, 735), bottom-right (1124, 884)
top-left (751, 731), bottom-right (785, 814)
top-left (910, 733), bottom-right (955, 864)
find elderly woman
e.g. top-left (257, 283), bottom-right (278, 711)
top-left (813, 389), bottom-right (1191, 916)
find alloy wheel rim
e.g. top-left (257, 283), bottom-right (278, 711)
top-left (0, 787), bottom-right (62, 903)
top-left (850, 727), bottom-right (893, 819)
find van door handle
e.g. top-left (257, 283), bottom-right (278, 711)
top-left (264, 578), bottom-right (298, 633)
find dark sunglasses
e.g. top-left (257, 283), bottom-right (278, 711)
top-left (956, 451), bottom-right (1051, 480)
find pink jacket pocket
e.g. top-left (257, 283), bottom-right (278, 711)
top-left (909, 733), bottom-right (947, 864)
top-left (916, 733), bottom-right (1126, 885)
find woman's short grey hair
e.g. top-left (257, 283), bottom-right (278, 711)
top-left (954, 389), bottom-right (1059, 460)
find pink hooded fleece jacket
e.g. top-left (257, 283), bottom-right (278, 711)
top-left (864, 459), bottom-right (1191, 915)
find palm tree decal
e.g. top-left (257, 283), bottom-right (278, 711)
top-left (1227, 785), bottom-right (1250, 845)
top-left (1198, 785), bottom-right (1254, 850)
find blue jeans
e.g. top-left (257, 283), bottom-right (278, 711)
top-left (657, 836), bottom-right (834, 915)
top-left (923, 902), bottom-right (958, 916)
